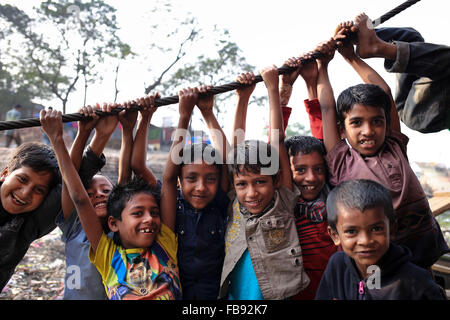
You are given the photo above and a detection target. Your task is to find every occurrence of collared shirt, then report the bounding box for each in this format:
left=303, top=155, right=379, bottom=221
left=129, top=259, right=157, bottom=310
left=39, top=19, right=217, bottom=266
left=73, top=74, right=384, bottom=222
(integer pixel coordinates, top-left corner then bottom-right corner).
left=220, top=185, right=310, bottom=300
left=176, top=188, right=229, bottom=300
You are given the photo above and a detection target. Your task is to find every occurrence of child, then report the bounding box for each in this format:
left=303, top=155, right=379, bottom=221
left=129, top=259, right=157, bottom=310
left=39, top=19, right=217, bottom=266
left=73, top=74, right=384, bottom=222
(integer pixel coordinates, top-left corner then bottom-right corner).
left=316, top=179, right=447, bottom=300
left=56, top=101, right=139, bottom=299
left=219, top=65, right=310, bottom=300
left=0, top=119, right=105, bottom=291
left=135, top=86, right=230, bottom=300
left=40, top=108, right=181, bottom=300
left=317, top=25, right=449, bottom=269
left=353, top=13, right=450, bottom=133
left=284, top=135, right=337, bottom=300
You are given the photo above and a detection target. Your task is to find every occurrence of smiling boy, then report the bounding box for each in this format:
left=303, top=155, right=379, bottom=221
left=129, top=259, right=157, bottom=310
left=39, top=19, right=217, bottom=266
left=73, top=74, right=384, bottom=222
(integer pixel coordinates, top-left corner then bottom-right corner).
left=316, top=179, right=446, bottom=300
left=0, top=139, right=104, bottom=291
left=40, top=108, right=181, bottom=300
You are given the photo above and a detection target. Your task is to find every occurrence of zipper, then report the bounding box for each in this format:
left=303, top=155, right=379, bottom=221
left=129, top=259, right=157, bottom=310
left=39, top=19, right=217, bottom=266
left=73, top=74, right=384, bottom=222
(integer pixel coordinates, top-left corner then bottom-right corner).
left=358, top=280, right=365, bottom=300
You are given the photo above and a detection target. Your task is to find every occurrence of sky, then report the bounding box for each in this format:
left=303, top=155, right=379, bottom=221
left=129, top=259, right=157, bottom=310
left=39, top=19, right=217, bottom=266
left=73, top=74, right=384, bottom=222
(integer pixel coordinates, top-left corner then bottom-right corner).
left=3, top=0, right=450, bottom=166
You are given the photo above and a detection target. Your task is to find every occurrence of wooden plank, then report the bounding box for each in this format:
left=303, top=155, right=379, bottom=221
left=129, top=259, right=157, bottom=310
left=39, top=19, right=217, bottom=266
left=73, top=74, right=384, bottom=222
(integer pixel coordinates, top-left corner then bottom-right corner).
left=429, top=195, right=450, bottom=217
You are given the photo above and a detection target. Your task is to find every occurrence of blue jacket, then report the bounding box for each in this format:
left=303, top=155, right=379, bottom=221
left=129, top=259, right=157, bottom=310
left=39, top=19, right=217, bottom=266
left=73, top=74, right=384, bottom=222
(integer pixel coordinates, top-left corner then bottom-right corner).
left=176, top=188, right=229, bottom=300
left=316, top=243, right=446, bottom=300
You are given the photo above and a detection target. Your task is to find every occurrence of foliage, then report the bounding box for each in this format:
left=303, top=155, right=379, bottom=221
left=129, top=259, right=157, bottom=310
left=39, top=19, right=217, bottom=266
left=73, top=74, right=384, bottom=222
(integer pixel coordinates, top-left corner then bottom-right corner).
left=0, top=0, right=131, bottom=113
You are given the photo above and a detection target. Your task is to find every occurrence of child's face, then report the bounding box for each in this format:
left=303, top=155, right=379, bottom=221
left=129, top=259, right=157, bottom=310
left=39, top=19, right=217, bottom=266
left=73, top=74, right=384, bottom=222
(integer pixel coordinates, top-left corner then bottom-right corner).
left=328, top=205, right=390, bottom=278
left=290, top=151, right=326, bottom=201
left=180, top=161, right=220, bottom=210
left=233, top=170, right=277, bottom=215
left=87, top=175, right=113, bottom=219
left=108, top=192, right=161, bottom=249
left=0, top=166, right=52, bottom=215
left=341, top=103, right=387, bottom=156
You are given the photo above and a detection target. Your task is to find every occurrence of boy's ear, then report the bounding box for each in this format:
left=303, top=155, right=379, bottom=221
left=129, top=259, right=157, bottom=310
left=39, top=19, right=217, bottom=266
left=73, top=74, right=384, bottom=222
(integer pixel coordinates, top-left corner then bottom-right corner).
left=0, top=167, right=9, bottom=182
left=108, top=216, right=120, bottom=232
left=338, top=123, right=346, bottom=140
left=327, top=226, right=341, bottom=246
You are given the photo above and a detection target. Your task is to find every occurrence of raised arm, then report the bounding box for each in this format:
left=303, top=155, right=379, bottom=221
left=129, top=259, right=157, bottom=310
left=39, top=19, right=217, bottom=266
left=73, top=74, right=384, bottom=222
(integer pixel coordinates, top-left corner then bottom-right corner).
left=117, top=102, right=138, bottom=185
left=260, top=65, right=292, bottom=190
left=130, top=94, right=159, bottom=187
left=41, top=109, right=103, bottom=253
left=335, top=17, right=401, bottom=132
left=161, top=87, right=196, bottom=231
left=61, top=105, right=99, bottom=220
left=196, top=85, right=231, bottom=192
left=232, top=72, right=255, bottom=147
left=316, top=39, right=341, bottom=152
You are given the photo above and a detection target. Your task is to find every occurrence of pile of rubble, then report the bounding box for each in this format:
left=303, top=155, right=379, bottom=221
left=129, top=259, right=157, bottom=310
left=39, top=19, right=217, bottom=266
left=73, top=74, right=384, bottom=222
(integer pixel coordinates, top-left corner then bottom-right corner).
left=0, top=228, right=66, bottom=300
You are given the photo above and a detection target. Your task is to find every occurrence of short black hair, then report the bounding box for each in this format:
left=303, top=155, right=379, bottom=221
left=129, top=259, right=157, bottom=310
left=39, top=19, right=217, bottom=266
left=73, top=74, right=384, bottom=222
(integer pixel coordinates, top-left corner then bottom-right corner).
left=326, top=179, right=395, bottom=231
left=336, top=83, right=391, bottom=127
left=227, top=140, right=279, bottom=180
left=180, top=142, right=222, bottom=169
left=6, top=142, right=61, bottom=189
left=285, top=135, right=326, bottom=157
left=106, top=175, right=161, bottom=222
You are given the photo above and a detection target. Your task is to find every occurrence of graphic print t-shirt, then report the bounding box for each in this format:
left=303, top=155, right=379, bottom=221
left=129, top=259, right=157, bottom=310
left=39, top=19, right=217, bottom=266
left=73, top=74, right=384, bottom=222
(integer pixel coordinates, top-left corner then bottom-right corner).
left=89, top=223, right=181, bottom=300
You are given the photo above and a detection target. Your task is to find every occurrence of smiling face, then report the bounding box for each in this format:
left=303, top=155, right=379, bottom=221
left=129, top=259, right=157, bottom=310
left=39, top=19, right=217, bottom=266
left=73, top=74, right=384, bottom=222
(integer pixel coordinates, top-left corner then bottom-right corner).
left=0, top=166, right=52, bottom=214
left=290, top=151, right=326, bottom=201
left=108, top=192, right=161, bottom=249
left=233, top=170, right=277, bottom=215
left=342, top=103, right=387, bottom=156
left=328, top=205, right=390, bottom=279
left=180, top=161, right=220, bottom=210
left=86, top=174, right=113, bottom=219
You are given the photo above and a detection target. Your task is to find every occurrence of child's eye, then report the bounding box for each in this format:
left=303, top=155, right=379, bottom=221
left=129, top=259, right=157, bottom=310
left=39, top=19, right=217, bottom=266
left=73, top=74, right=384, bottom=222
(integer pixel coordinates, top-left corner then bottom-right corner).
left=150, top=210, right=160, bottom=217
left=314, top=167, right=325, bottom=174
left=235, top=182, right=246, bottom=187
left=17, top=176, right=26, bottom=183
left=296, top=168, right=306, bottom=174
left=344, top=229, right=357, bottom=235
left=206, top=177, right=217, bottom=183
left=34, top=187, right=46, bottom=195
left=350, top=120, right=361, bottom=126
left=256, top=180, right=267, bottom=185
left=372, top=225, right=384, bottom=232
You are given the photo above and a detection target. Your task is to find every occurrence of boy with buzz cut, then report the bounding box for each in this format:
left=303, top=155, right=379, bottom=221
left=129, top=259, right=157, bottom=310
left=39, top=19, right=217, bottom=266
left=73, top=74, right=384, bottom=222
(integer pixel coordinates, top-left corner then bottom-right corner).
left=219, top=65, right=310, bottom=300
left=316, top=179, right=446, bottom=300
left=0, top=133, right=105, bottom=291
left=40, top=107, right=181, bottom=300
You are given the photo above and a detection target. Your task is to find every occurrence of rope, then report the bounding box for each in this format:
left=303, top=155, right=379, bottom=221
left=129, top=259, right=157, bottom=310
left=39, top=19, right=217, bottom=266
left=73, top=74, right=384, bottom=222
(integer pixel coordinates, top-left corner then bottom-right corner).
left=0, top=0, right=421, bottom=131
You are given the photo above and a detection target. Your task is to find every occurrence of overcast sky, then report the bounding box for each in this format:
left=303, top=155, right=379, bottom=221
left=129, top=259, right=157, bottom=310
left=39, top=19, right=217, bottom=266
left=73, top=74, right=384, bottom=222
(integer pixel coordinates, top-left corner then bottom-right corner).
left=4, top=0, right=450, bottom=166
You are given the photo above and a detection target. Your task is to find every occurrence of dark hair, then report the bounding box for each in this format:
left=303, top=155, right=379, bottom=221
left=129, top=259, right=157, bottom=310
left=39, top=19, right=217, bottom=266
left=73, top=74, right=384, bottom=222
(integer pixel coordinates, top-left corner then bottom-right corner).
left=285, top=135, right=326, bottom=157
left=336, top=84, right=391, bottom=127
left=84, top=172, right=112, bottom=190
left=14, top=104, right=23, bottom=109
left=326, top=179, right=395, bottom=231
left=180, top=142, right=221, bottom=170
left=106, top=176, right=161, bottom=221
left=227, top=140, right=279, bottom=180
left=6, top=142, right=61, bottom=189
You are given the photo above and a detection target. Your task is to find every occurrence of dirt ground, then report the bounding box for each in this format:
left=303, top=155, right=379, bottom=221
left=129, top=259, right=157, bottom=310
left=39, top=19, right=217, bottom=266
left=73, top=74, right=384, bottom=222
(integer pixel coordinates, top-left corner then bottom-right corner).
left=0, top=228, right=66, bottom=300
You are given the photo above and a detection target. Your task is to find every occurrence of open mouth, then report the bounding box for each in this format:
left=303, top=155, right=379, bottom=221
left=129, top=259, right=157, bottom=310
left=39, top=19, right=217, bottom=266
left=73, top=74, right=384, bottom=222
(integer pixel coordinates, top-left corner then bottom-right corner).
left=93, top=201, right=107, bottom=209
left=301, top=185, right=317, bottom=191
left=12, top=193, right=27, bottom=206
left=138, top=227, right=156, bottom=234
left=245, top=199, right=262, bottom=208
left=359, top=139, right=375, bottom=147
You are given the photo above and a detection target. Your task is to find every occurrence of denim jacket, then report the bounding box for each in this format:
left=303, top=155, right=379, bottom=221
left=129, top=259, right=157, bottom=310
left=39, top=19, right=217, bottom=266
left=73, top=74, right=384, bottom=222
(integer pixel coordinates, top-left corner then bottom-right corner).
left=220, top=185, right=310, bottom=300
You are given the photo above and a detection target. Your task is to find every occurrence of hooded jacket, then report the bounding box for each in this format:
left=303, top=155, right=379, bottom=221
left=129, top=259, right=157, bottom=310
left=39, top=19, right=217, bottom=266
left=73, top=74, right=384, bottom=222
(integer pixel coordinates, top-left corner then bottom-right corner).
left=316, top=243, right=447, bottom=300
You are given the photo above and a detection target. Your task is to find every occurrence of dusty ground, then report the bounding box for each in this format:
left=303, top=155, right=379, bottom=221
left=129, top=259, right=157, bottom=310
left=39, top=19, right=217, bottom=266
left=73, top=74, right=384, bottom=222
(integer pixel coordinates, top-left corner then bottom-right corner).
left=0, top=228, right=66, bottom=300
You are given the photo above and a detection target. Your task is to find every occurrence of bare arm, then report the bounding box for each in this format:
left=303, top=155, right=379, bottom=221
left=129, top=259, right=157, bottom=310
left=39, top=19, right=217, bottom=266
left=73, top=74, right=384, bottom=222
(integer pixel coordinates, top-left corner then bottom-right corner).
left=232, top=72, right=255, bottom=147
left=41, top=109, right=103, bottom=253
left=61, top=105, right=99, bottom=220
left=261, top=65, right=292, bottom=190
left=117, top=104, right=138, bottom=185
left=161, top=88, right=196, bottom=231
left=316, top=39, right=341, bottom=152
left=130, top=95, right=159, bottom=187
left=196, top=85, right=231, bottom=192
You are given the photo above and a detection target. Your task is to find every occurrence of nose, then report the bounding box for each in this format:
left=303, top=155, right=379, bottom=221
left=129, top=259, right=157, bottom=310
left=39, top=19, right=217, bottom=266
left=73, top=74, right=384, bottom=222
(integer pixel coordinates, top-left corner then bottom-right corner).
left=361, top=122, right=374, bottom=136
left=247, top=184, right=258, bottom=198
left=195, top=179, right=206, bottom=192
left=19, top=184, right=33, bottom=201
left=304, top=168, right=316, bottom=182
left=357, top=231, right=372, bottom=246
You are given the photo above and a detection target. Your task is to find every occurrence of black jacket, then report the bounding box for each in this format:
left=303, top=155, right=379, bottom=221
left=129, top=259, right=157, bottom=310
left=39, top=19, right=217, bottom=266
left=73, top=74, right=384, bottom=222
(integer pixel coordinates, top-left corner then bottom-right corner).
left=316, top=243, right=447, bottom=300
